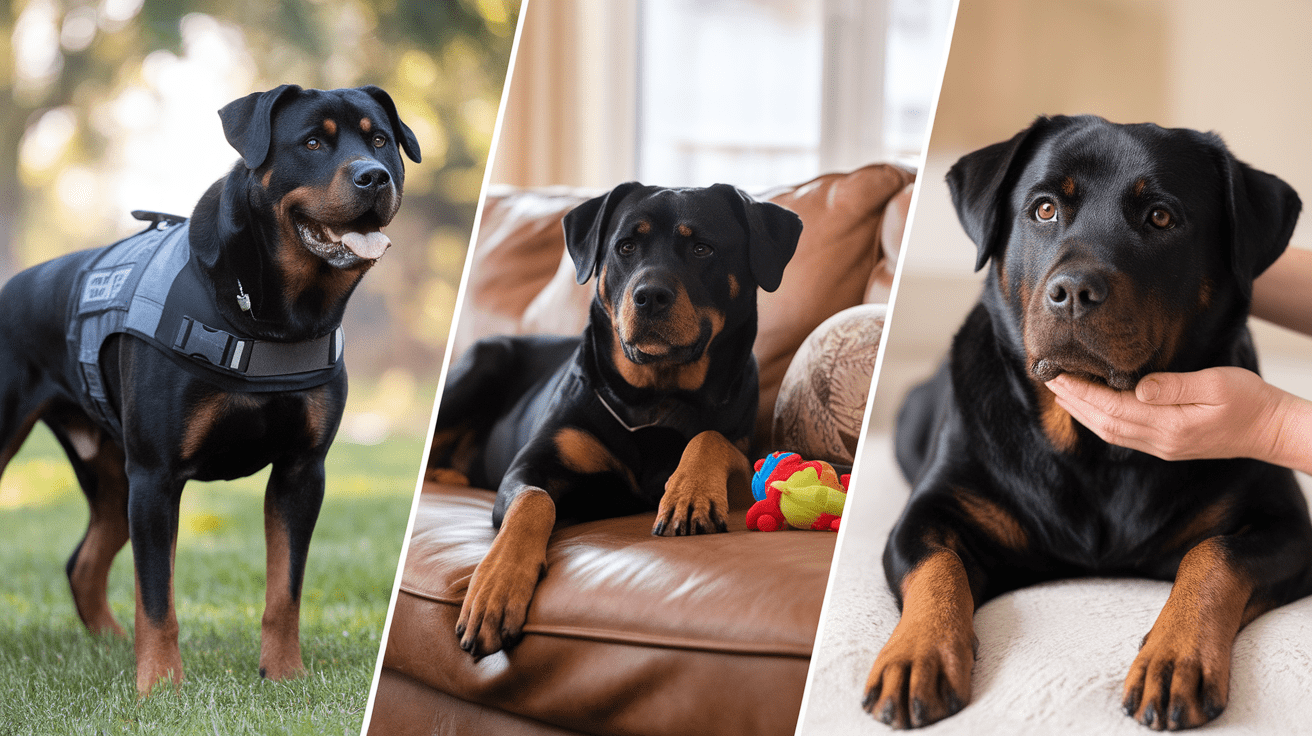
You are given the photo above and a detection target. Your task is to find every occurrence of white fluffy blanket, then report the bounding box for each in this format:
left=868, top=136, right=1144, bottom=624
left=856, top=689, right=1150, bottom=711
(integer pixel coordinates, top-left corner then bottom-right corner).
left=797, top=434, right=1312, bottom=735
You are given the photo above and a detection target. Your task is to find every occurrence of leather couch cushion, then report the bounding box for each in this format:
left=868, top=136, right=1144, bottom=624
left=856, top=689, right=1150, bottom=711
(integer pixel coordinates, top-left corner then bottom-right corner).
left=381, top=482, right=837, bottom=736
left=370, top=670, right=588, bottom=736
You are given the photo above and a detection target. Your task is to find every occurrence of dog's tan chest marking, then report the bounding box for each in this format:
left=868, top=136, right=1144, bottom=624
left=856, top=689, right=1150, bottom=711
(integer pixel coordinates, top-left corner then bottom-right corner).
left=955, top=490, right=1028, bottom=550
left=554, top=426, right=634, bottom=487
left=181, top=393, right=259, bottom=460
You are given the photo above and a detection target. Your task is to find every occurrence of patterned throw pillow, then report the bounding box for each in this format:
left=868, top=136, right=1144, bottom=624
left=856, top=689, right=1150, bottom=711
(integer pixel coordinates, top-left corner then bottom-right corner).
left=771, top=304, right=886, bottom=464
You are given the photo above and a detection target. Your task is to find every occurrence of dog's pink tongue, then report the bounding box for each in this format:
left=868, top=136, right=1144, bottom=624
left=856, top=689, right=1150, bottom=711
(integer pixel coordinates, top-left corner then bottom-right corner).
left=341, top=231, right=391, bottom=260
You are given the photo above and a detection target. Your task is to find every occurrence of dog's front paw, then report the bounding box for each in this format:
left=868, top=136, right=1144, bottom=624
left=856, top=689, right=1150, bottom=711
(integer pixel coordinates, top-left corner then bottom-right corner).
left=1122, top=629, right=1228, bottom=730
left=653, top=469, right=730, bottom=536
left=862, top=621, right=974, bottom=729
left=455, top=545, right=545, bottom=659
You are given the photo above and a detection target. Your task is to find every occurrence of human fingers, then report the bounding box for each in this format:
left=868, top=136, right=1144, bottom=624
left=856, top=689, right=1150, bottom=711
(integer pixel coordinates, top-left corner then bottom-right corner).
left=1046, top=374, right=1158, bottom=444
left=1134, top=369, right=1237, bottom=406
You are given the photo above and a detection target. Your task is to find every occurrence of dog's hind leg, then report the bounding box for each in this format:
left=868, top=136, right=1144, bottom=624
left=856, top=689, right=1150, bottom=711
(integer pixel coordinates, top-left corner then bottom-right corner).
left=45, top=404, right=130, bottom=637
left=430, top=335, right=577, bottom=477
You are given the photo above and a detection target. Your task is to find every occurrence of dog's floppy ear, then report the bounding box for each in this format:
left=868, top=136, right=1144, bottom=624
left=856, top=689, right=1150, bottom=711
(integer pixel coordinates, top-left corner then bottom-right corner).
left=219, top=85, right=302, bottom=170
left=359, top=85, right=422, bottom=163
left=946, top=116, right=1057, bottom=271
left=1214, top=142, right=1302, bottom=297
left=563, top=182, right=644, bottom=284
left=712, top=183, right=802, bottom=292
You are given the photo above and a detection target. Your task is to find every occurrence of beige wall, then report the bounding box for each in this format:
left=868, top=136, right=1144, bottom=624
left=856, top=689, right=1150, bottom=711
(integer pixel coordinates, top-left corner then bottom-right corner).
left=923, top=0, right=1312, bottom=262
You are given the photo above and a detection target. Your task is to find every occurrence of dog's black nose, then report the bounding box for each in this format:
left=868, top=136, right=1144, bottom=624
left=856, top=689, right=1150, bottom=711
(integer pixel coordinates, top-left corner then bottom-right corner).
left=351, top=162, right=391, bottom=190
left=1045, top=269, right=1108, bottom=318
left=632, top=283, right=675, bottom=317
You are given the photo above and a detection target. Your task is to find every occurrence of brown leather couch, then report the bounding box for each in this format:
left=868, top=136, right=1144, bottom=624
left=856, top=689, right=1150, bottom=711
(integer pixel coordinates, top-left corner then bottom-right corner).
left=369, top=164, right=914, bottom=736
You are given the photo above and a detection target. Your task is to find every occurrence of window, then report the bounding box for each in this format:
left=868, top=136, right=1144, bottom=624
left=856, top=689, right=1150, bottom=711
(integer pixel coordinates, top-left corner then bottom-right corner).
left=634, top=0, right=952, bottom=187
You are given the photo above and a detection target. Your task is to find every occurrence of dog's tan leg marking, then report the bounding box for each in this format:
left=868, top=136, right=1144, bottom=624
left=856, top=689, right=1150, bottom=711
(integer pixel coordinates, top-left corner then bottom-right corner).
left=864, top=548, right=976, bottom=729
left=68, top=431, right=130, bottom=637
left=456, top=488, right=555, bottom=657
left=653, top=430, right=746, bottom=536
left=134, top=540, right=183, bottom=696
left=259, top=499, right=305, bottom=680
left=1122, top=538, right=1260, bottom=730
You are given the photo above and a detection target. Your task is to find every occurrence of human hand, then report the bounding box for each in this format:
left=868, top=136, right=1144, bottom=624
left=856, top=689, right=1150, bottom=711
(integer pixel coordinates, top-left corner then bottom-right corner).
left=1045, top=367, right=1312, bottom=473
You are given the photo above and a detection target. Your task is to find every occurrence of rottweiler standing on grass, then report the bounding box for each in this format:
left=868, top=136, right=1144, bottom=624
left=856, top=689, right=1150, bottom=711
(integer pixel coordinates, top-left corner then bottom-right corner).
left=429, top=182, right=802, bottom=658
left=864, top=115, right=1312, bottom=731
left=0, top=84, right=419, bottom=694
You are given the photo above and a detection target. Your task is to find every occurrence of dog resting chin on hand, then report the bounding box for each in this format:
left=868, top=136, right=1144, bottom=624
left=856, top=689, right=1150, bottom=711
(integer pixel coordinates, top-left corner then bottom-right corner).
left=866, top=114, right=1311, bottom=731
left=0, top=84, right=420, bottom=695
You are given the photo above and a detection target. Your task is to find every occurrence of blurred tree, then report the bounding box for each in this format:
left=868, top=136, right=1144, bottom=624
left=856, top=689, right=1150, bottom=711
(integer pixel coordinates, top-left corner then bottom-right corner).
left=2, top=0, right=517, bottom=399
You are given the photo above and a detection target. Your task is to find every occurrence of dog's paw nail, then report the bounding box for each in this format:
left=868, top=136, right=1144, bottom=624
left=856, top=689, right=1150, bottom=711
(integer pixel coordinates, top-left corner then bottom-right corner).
left=1168, top=703, right=1185, bottom=729
left=861, top=690, right=876, bottom=712
left=877, top=698, right=898, bottom=725
left=910, top=697, right=928, bottom=727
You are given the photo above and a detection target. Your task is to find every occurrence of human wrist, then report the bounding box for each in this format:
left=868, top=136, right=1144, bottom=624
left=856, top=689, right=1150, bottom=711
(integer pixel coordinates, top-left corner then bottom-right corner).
left=1265, top=390, right=1312, bottom=475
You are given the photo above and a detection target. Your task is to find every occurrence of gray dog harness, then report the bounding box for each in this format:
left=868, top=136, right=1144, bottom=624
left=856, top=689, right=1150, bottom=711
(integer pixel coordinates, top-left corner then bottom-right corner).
left=69, top=212, right=344, bottom=437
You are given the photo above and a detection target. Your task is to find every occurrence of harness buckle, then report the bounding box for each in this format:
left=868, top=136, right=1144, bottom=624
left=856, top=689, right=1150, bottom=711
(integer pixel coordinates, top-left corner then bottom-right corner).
left=172, top=317, right=251, bottom=372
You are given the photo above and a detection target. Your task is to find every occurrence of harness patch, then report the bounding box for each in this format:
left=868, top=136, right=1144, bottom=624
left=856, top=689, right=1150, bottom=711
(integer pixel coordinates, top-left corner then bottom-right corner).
left=81, top=266, right=134, bottom=305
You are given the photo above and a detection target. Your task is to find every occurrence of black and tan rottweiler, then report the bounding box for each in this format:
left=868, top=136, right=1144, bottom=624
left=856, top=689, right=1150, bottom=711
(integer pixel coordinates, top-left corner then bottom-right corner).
left=429, top=182, right=802, bottom=658
left=0, top=85, right=419, bottom=694
left=865, top=115, right=1311, bottom=730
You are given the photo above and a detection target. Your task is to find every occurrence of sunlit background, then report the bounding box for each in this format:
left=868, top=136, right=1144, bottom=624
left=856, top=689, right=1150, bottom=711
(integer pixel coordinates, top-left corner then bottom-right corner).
left=489, top=0, right=952, bottom=190
left=0, top=0, right=518, bottom=501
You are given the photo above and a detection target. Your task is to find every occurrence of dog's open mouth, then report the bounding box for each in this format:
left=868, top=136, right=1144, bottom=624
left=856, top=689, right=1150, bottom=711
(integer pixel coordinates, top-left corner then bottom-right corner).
left=294, top=212, right=390, bottom=264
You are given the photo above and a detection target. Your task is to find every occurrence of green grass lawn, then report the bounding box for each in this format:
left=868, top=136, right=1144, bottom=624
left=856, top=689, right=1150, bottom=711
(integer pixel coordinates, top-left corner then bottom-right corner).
left=0, top=425, right=422, bottom=735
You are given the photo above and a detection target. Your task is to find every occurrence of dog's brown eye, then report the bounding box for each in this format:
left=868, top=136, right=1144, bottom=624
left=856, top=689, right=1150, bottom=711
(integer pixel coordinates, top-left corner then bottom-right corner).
left=691, top=243, right=713, bottom=257
left=1150, top=209, right=1174, bottom=229
left=1034, top=200, right=1057, bottom=222
left=372, top=134, right=387, bottom=148
left=306, top=138, right=321, bottom=151
left=617, top=240, right=636, bottom=255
